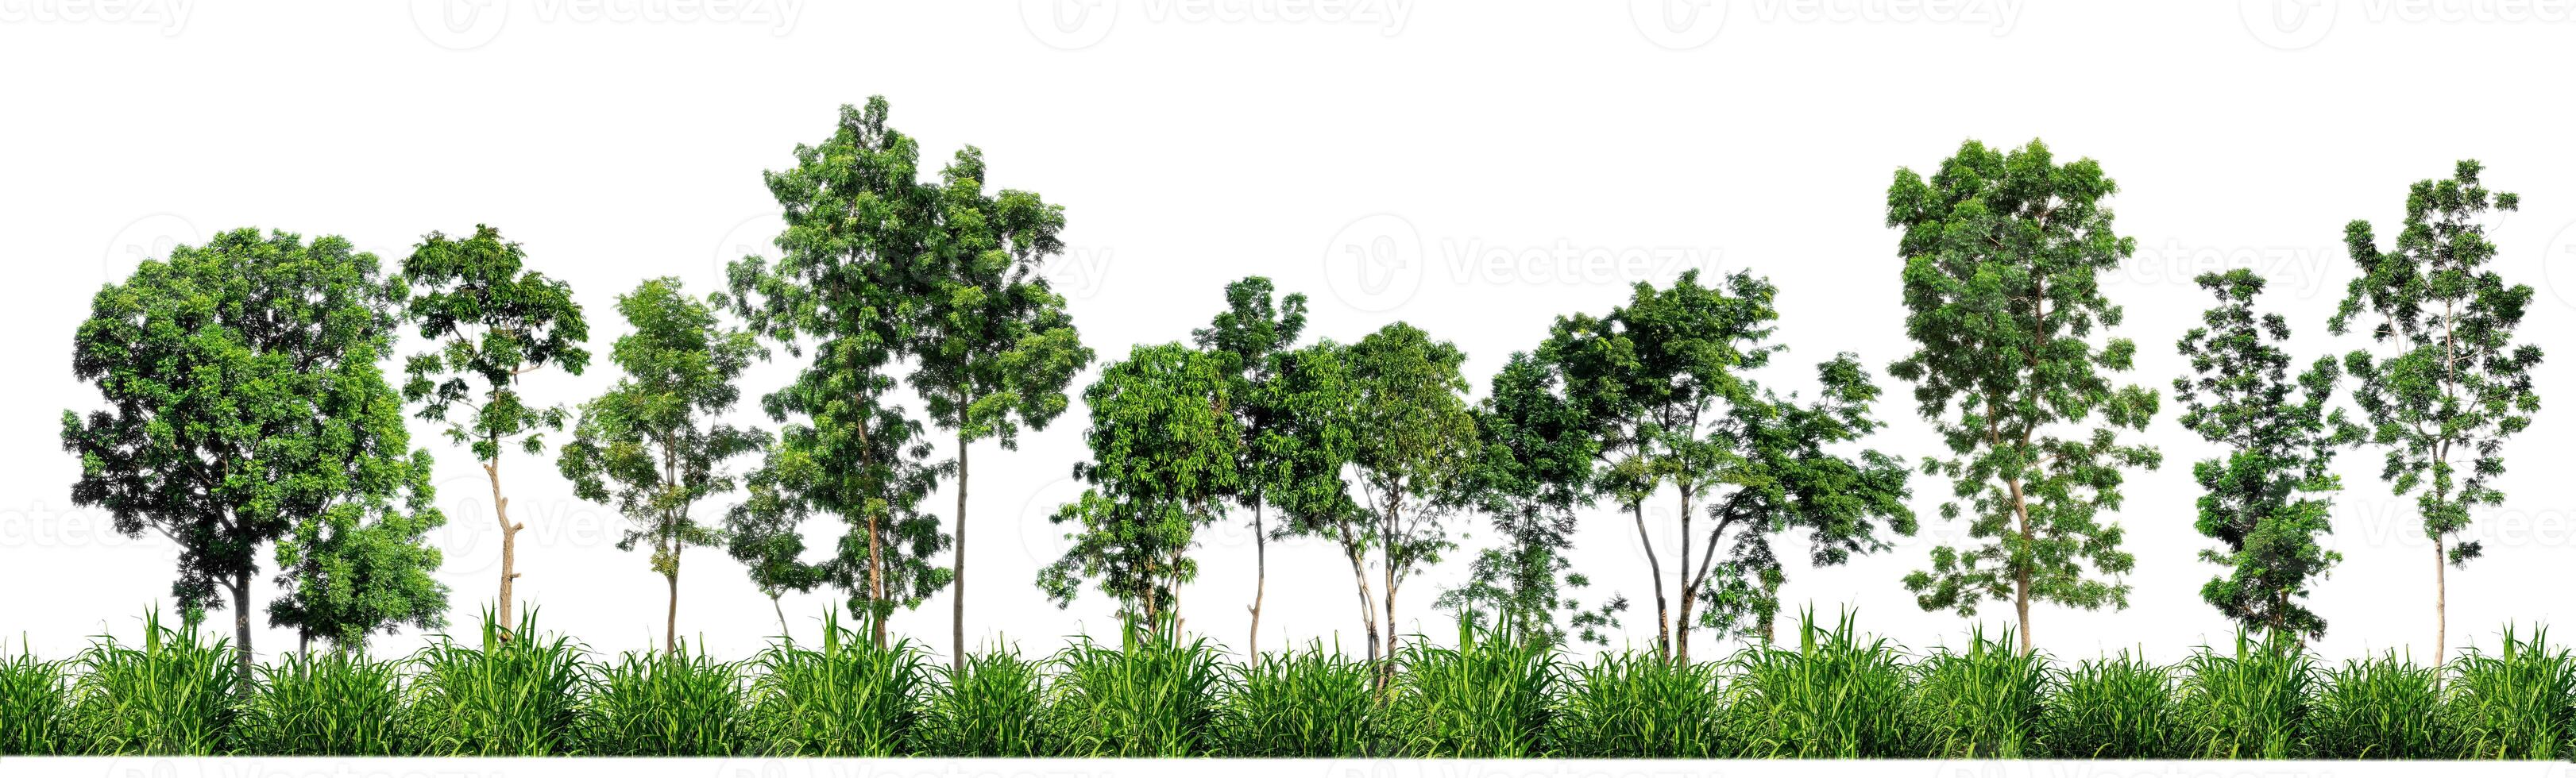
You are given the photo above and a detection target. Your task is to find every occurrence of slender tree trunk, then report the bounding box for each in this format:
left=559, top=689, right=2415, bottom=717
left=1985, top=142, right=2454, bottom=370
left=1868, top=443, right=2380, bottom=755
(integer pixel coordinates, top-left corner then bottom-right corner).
left=664, top=539, right=682, bottom=656
left=1629, top=503, right=1670, bottom=661
left=867, top=509, right=886, bottom=648
left=487, top=448, right=522, bottom=641
left=2434, top=537, right=2447, bottom=668
left=1248, top=503, right=1267, bottom=668
left=1382, top=497, right=1400, bottom=684
left=229, top=574, right=253, bottom=693
left=952, top=428, right=970, bottom=671
left=1674, top=491, right=1695, bottom=664
left=1343, top=541, right=1381, bottom=680
left=772, top=595, right=791, bottom=645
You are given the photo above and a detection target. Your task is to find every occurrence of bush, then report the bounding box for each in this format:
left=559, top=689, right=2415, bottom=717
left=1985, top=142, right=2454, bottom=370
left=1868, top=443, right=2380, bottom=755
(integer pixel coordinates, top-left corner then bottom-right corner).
left=67, top=610, right=240, bottom=755
left=1212, top=641, right=1377, bottom=757
left=1910, top=629, right=2046, bottom=757
left=1382, top=621, right=1558, bottom=757
left=921, top=646, right=1051, bottom=757
left=2450, top=626, right=2576, bottom=760
left=581, top=645, right=751, bottom=756
left=2038, top=653, right=2175, bottom=758
left=2173, top=631, right=2314, bottom=759
left=236, top=649, right=411, bottom=755
left=1721, top=611, right=1915, bottom=758
left=1045, top=626, right=1223, bottom=757
left=1551, top=649, right=1724, bottom=757
left=0, top=643, right=71, bottom=754
left=411, top=610, right=591, bottom=756
left=2307, top=653, right=2452, bottom=758
left=745, top=611, right=930, bottom=757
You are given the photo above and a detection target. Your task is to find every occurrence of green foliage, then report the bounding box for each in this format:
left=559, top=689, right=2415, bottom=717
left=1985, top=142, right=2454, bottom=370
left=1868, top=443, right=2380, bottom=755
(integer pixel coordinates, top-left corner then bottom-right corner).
left=1040, top=342, right=1241, bottom=624
left=2450, top=626, right=2576, bottom=760
left=2174, top=269, right=2360, bottom=640
left=558, top=278, right=767, bottom=652
left=727, top=98, right=955, bottom=636
left=1212, top=641, right=1377, bottom=757
left=1346, top=322, right=1480, bottom=661
left=1910, top=628, right=2046, bottom=757
left=411, top=610, right=590, bottom=756
left=1043, top=628, right=1223, bottom=757
left=1720, top=610, right=1914, bottom=757
left=1885, top=139, right=2161, bottom=648
left=66, top=610, right=239, bottom=755
left=0, top=645, right=71, bottom=754
left=1193, top=276, right=1311, bottom=662
left=235, top=649, right=411, bottom=755
left=399, top=223, right=591, bottom=462
left=2037, top=653, right=2175, bottom=758
left=1551, top=650, right=1725, bottom=757
left=2173, top=631, right=2313, bottom=759
left=2308, top=653, right=2452, bottom=758
left=921, top=646, right=1052, bottom=757
left=1442, top=349, right=1621, bottom=649
left=1382, top=621, right=1559, bottom=757
left=2330, top=160, right=2539, bottom=661
left=580, top=645, right=751, bottom=756
left=62, top=228, right=444, bottom=664
left=744, top=610, right=929, bottom=756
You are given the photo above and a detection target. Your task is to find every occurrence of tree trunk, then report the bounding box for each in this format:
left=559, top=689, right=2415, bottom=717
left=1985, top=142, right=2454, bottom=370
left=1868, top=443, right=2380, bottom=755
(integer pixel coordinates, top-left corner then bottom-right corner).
left=664, top=542, right=682, bottom=656
left=2434, top=537, right=2447, bottom=667
left=1674, top=491, right=1695, bottom=664
left=771, top=595, right=791, bottom=645
left=486, top=452, right=523, bottom=641
left=867, top=509, right=886, bottom=649
left=1248, top=503, right=1266, bottom=668
left=2005, top=470, right=2034, bottom=655
left=229, top=574, right=253, bottom=693
left=1343, top=541, right=1381, bottom=679
left=1629, top=503, right=1670, bottom=661
left=952, top=428, right=969, bottom=671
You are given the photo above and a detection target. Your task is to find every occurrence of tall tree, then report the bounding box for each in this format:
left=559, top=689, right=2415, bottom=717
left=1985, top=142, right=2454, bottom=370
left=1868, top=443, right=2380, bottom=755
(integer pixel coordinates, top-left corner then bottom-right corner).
left=2176, top=269, right=2361, bottom=641
left=557, top=279, right=767, bottom=655
left=1551, top=271, right=1914, bottom=660
left=727, top=97, right=953, bottom=647
left=399, top=225, right=590, bottom=638
left=1270, top=341, right=1377, bottom=663
left=2328, top=160, right=2539, bottom=665
left=1885, top=139, right=2161, bottom=654
left=1037, top=343, right=1241, bottom=630
left=724, top=471, right=830, bottom=643
left=64, top=228, right=445, bottom=680
left=1344, top=322, right=1478, bottom=672
left=913, top=146, right=1092, bottom=670
left=1189, top=276, right=1309, bottom=664
left=1436, top=351, right=1622, bottom=648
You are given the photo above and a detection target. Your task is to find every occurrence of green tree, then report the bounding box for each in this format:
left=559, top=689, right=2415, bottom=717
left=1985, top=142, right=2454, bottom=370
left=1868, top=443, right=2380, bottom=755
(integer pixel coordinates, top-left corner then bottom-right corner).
left=2328, top=160, right=2539, bottom=665
left=2175, top=269, right=2361, bottom=641
left=727, top=97, right=952, bottom=647
left=557, top=279, right=767, bottom=654
left=399, top=225, right=591, bottom=638
left=1549, top=271, right=1914, bottom=660
left=1884, top=139, right=2161, bottom=654
left=1037, top=343, right=1241, bottom=629
left=63, top=228, right=446, bottom=680
left=1436, top=351, right=1623, bottom=648
left=723, top=472, right=830, bottom=642
left=1344, top=322, right=1478, bottom=669
left=913, top=146, right=1093, bottom=669
left=1189, top=276, right=1308, bottom=664
left=1269, top=341, right=1377, bottom=661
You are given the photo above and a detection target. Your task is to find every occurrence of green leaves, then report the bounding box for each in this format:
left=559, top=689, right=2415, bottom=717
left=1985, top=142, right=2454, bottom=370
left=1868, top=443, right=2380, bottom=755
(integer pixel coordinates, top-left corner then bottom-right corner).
left=2173, top=269, right=2358, bottom=640
left=1885, top=139, right=2160, bottom=643
left=1041, top=342, right=1242, bottom=624
left=400, top=225, right=589, bottom=463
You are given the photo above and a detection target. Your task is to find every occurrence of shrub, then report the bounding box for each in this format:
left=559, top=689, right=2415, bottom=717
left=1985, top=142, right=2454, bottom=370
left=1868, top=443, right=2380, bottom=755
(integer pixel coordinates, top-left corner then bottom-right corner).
left=1910, top=629, right=2047, bottom=757
left=1212, top=641, right=1377, bottom=757
left=1045, top=626, right=1223, bottom=757
left=2307, top=653, right=2452, bottom=759
left=411, top=610, right=592, bottom=756
left=235, top=649, right=411, bottom=755
left=1382, top=621, right=1558, bottom=757
left=1721, top=611, right=1915, bottom=758
left=67, top=610, right=240, bottom=755
left=1551, top=649, right=1724, bottom=757
left=746, top=612, right=929, bottom=756
left=2038, top=653, right=2175, bottom=758
left=581, top=645, right=751, bottom=756
left=2450, top=626, right=2576, bottom=760
left=2173, top=631, right=2313, bottom=759
left=921, top=646, right=1052, bottom=757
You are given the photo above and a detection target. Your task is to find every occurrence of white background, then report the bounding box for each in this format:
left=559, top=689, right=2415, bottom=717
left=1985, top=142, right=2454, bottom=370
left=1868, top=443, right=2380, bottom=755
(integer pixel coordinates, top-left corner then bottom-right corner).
left=6, top=0, right=2576, bottom=676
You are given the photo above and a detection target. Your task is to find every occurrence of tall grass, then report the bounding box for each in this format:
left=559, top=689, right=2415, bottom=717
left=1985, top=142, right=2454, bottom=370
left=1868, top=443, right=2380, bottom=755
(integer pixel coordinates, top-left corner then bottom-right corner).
left=1045, top=626, right=1224, bottom=757
left=2037, top=653, right=2175, bottom=758
left=2450, top=626, right=2576, bottom=760
left=1211, top=641, right=1377, bottom=757
left=1382, top=621, right=1558, bottom=757
left=66, top=610, right=239, bottom=755
left=411, top=610, right=591, bottom=756
left=745, top=611, right=929, bottom=756
left=581, top=644, right=751, bottom=756
left=2173, top=631, right=2313, bottom=759
left=1551, top=649, right=1725, bottom=757
left=235, top=649, right=411, bottom=755
left=2308, top=653, right=2451, bottom=759
left=1721, top=611, right=1914, bottom=758
left=921, top=646, right=1052, bottom=757
left=0, top=642, right=71, bottom=754
left=1910, top=629, right=2047, bottom=757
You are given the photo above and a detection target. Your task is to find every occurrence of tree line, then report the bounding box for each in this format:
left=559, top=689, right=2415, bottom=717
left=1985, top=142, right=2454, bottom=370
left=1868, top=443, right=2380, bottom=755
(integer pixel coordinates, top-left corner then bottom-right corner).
left=57, top=100, right=2543, bottom=683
